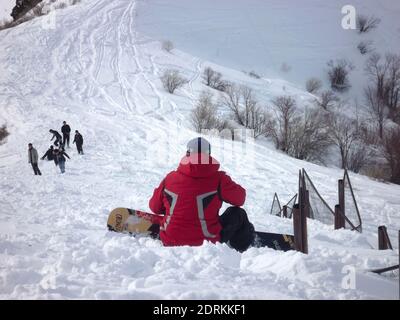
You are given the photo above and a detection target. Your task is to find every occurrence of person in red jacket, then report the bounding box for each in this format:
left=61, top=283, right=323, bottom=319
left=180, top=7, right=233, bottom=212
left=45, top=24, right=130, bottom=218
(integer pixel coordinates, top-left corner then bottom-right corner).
left=149, top=137, right=255, bottom=252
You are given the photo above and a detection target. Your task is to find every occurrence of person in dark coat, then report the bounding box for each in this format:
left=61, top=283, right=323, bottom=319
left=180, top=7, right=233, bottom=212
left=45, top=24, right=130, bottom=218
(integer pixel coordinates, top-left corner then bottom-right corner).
left=28, top=143, right=41, bottom=176
left=53, top=149, right=70, bottom=174
left=73, top=130, right=84, bottom=154
left=49, top=129, right=63, bottom=147
left=61, top=121, right=71, bottom=148
left=41, top=145, right=54, bottom=161
left=52, top=148, right=59, bottom=166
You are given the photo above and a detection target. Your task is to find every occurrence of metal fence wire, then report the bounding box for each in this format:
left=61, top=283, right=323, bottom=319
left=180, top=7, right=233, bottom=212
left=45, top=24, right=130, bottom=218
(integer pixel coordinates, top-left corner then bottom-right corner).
left=343, top=170, right=362, bottom=232
left=286, top=194, right=298, bottom=218
left=300, top=169, right=362, bottom=233
left=302, top=169, right=335, bottom=226
left=270, top=193, right=282, bottom=216
left=270, top=193, right=297, bottom=218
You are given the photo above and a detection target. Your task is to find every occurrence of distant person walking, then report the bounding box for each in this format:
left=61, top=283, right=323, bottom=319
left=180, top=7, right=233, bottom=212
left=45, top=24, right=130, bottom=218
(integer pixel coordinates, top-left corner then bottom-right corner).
left=54, top=149, right=70, bottom=174
left=73, top=130, right=84, bottom=154
left=49, top=129, right=63, bottom=147
left=61, top=121, right=71, bottom=148
left=41, top=145, right=55, bottom=161
left=28, top=143, right=41, bottom=176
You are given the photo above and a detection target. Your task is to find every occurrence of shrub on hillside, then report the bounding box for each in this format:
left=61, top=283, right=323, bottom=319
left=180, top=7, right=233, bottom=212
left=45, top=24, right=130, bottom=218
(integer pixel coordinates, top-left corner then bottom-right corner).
left=0, top=125, right=10, bottom=145
left=191, top=91, right=220, bottom=133
left=248, top=71, right=261, bottom=79
left=162, top=40, right=174, bottom=53
left=357, top=14, right=381, bottom=33
left=327, top=59, right=354, bottom=92
left=306, top=78, right=322, bottom=94
left=161, top=69, right=188, bottom=94
left=357, top=41, right=374, bottom=55
left=202, top=67, right=227, bottom=92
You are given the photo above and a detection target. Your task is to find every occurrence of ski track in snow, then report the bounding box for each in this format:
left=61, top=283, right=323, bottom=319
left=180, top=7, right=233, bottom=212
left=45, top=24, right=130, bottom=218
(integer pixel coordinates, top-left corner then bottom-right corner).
left=0, top=0, right=399, bottom=299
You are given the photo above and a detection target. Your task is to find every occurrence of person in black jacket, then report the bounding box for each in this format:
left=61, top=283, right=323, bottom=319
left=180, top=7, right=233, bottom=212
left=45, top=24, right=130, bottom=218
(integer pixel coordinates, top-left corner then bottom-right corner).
left=61, top=121, right=71, bottom=148
left=54, top=149, right=70, bottom=174
left=49, top=129, right=62, bottom=147
left=73, top=130, right=84, bottom=154
left=52, top=148, right=59, bottom=166
left=41, top=145, right=54, bottom=161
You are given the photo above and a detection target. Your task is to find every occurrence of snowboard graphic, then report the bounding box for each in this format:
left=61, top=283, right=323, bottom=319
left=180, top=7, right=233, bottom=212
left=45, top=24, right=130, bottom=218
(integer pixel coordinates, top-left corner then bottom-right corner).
left=107, top=208, right=295, bottom=251
left=107, top=208, right=162, bottom=238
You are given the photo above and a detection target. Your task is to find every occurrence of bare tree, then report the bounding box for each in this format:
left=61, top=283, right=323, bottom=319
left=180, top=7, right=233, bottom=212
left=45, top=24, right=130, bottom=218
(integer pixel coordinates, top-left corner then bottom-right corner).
left=383, top=126, right=400, bottom=184
left=365, top=53, right=387, bottom=100
left=316, top=90, right=339, bottom=111
left=357, top=14, right=381, bottom=33
left=190, top=91, right=219, bottom=132
left=306, top=78, right=322, bottom=94
left=161, top=69, right=188, bottom=94
left=250, top=109, right=271, bottom=138
left=221, top=83, right=243, bottom=125
left=364, top=53, right=400, bottom=121
left=241, top=86, right=258, bottom=128
left=383, top=54, right=400, bottom=122
left=269, top=96, right=299, bottom=152
left=162, top=40, right=174, bottom=53
left=289, top=109, right=331, bottom=163
left=346, top=142, right=373, bottom=173
left=364, top=85, right=386, bottom=139
left=202, top=67, right=227, bottom=91
left=357, top=41, right=374, bottom=55
left=220, top=84, right=270, bottom=138
left=0, top=125, right=9, bottom=144
left=327, top=59, right=354, bottom=92
left=328, top=113, right=361, bottom=169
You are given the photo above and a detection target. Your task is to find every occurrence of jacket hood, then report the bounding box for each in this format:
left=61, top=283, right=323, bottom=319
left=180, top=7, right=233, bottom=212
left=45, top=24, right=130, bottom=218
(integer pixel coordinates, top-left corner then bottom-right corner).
left=177, top=153, right=220, bottom=178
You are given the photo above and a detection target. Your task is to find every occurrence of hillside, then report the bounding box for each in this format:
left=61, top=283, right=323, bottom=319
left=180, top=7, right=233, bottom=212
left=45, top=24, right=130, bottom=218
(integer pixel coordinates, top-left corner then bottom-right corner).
left=137, top=0, right=400, bottom=100
left=0, top=0, right=399, bottom=299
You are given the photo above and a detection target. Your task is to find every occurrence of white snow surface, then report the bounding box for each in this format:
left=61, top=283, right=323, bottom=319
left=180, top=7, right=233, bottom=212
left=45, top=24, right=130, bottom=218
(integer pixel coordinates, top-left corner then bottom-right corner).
left=0, top=0, right=14, bottom=23
left=0, top=0, right=399, bottom=299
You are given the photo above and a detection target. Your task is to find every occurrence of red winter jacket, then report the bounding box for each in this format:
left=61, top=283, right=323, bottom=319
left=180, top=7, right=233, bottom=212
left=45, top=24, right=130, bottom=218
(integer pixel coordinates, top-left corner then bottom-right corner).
left=149, top=153, right=246, bottom=246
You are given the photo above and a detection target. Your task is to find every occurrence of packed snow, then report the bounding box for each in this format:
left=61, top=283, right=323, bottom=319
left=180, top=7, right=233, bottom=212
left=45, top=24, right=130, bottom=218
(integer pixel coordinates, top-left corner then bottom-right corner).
left=0, top=0, right=399, bottom=299
left=0, top=0, right=14, bottom=23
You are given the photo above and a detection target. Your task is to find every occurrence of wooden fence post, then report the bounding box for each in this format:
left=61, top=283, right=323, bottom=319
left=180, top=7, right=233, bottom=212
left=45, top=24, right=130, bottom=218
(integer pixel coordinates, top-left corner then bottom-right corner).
left=293, top=204, right=308, bottom=254
left=378, top=226, right=393, bottom=250
left=338, top=179, right=345, bottom=229
left=334, top=204, right=345, bottom=230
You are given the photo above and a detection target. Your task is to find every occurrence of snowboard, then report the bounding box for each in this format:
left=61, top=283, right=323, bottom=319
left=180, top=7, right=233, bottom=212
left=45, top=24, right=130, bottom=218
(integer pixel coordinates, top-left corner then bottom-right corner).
left=107, top=208, right=295, bottom=252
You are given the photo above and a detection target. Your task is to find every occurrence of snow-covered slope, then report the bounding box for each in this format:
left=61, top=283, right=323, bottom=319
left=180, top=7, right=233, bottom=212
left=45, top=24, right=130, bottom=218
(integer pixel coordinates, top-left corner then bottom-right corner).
left=0, top=0, right=399, bottom=299
left=0, top=0, right=14, bottom=23
left=137, top=0, right=400, bottom=99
